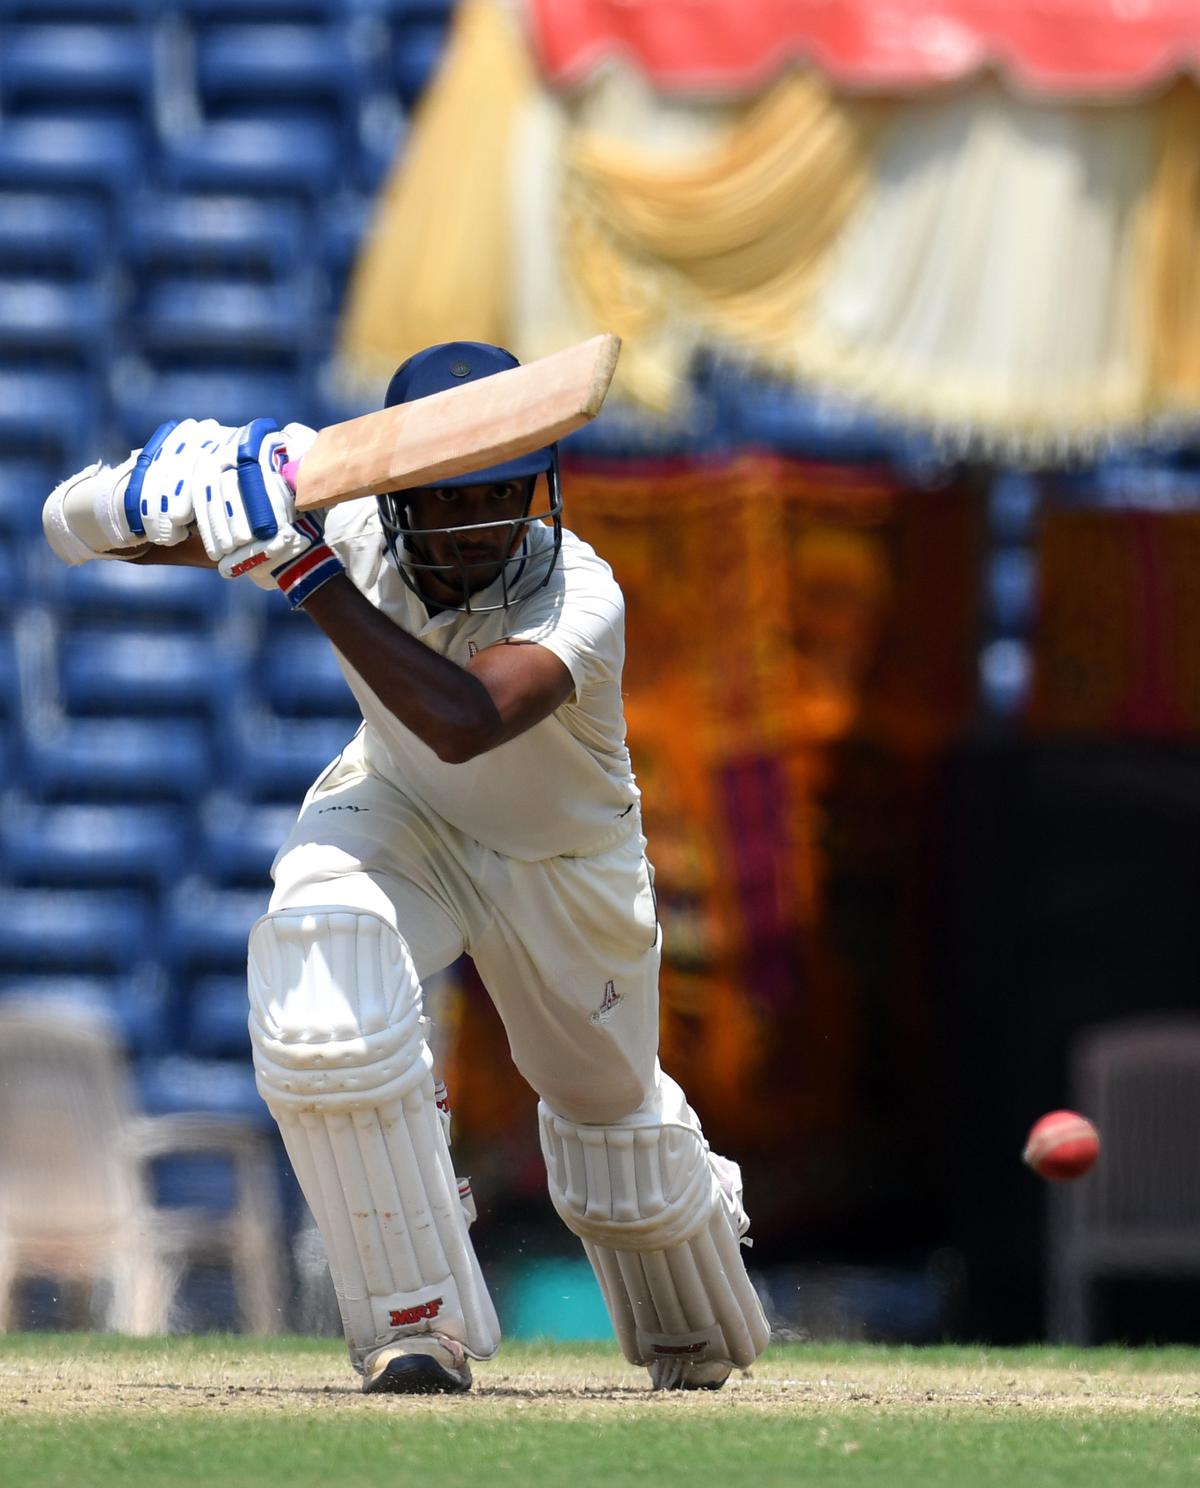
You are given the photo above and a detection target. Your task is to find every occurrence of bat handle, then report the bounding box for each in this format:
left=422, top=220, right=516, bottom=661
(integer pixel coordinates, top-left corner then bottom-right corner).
left=281, top=458, right=301, bottom=492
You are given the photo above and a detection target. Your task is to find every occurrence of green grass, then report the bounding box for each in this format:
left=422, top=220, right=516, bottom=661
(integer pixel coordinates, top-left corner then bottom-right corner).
left=1, top=1335, right=1198, bottom=1488
left=6, top=1411, right=1200, bottom=1488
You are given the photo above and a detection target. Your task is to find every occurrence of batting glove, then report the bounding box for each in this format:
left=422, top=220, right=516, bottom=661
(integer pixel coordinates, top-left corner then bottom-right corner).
left=41, top=418, right=214, bottom=565
left=124, top=418, right=228, bottom=546
left=189, top=418, right=344, bottom=609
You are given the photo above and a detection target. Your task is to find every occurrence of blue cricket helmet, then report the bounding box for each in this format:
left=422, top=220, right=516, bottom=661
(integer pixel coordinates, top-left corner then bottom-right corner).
left=377, top=340, right=563, bottom=612
left=384, top=341, right=557, bottom=486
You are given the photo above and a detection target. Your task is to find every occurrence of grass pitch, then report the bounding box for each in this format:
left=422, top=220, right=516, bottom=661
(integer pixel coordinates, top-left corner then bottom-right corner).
left=1, top=1335, right=1197, bottom=1488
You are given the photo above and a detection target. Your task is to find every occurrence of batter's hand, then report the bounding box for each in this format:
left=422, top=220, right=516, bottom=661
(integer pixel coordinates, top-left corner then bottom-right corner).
left=125, top=418, right=228, bottom=546
left=188, top=418, right=343, bottom=607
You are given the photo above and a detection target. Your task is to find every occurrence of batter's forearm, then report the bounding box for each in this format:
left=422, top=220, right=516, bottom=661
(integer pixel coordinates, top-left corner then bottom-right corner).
left=301, top=574, right=504, bottom=762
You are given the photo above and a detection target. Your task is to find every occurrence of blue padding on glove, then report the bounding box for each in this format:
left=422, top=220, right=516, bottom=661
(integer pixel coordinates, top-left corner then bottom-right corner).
left=125, top=419, right=181, bottom=538
left=236, top=417, right=281, bottom=540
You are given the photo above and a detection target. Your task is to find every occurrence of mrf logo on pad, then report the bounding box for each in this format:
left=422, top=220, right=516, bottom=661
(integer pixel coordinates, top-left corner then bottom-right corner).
left=389, top=1297, right=445, bottom=1329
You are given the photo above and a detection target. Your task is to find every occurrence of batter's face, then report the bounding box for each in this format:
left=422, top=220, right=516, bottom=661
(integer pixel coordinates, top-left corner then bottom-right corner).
left=403, top=478, right=534, bottom=604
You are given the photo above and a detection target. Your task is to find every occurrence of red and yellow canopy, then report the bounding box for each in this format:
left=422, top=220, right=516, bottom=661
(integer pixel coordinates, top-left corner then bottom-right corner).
left=338, top=0, right=1200, bottom=453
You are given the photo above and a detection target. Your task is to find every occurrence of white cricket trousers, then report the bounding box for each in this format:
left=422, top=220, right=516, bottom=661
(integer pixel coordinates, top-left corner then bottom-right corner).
left=267, top=732, right=662, bottom=1125
left=257, top=732, right=770, bottom=1378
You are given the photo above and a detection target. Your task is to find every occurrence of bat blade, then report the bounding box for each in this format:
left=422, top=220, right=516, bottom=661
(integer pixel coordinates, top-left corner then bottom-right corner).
left=289, top=334, right=620, bottom=512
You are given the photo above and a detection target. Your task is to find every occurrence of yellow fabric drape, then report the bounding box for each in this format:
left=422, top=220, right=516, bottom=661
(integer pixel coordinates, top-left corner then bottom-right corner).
left=791, top=80, right=1157, bottom=450
left=334, top=0, right=1200, bottom=449
left=337, top=3, right=878, bottom=412
left=336, top=0, right=533, bottom=384
left=564, top=72, right=884, bottom=409
left=1145, top=81, right=1200, bottom=409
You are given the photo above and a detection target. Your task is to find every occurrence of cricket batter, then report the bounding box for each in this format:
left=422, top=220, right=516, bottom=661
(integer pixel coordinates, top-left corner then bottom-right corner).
left=43, top=342, right=771, bottom=1394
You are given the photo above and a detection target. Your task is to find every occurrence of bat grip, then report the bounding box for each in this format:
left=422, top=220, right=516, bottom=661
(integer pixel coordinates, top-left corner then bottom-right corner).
left=281, top=458, right=301, bottom=492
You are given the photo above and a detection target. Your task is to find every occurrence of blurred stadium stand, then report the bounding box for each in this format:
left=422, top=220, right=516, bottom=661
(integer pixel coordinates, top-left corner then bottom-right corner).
left=0, top=0, right=431, bottom=1331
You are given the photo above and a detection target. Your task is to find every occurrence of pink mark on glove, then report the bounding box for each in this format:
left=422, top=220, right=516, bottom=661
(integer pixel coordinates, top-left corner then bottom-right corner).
left=281, top=458, right=302, bottom=491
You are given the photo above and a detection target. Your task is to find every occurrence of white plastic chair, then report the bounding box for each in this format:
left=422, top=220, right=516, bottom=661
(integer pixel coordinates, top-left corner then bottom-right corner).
left=1046, top=1014, right=1200, bottom=1343
left=0, top=997, right=286, bottom=1334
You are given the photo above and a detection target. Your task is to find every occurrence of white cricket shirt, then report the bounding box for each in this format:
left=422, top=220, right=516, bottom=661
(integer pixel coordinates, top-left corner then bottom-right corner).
left=322, top=500, right=640, bottom=861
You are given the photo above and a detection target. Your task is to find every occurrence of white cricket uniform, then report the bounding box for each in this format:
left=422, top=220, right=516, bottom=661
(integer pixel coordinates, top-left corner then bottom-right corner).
left=268, top=503, right=662, bottom=1124
left=255, top=498, right=770, bottom=1381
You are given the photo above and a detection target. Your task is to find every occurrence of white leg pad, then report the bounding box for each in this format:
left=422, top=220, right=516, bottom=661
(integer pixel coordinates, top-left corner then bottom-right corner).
left=538, top=1075, right=770, bottom=1372
left=248, top=907, right=501, bottom=1369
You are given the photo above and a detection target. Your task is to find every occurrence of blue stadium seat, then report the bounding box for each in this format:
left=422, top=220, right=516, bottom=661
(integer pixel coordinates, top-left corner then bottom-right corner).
left=0, top=801, right=188, bottom=892
left=0, top=623, right=20, bottom=706
left=0, top=279, right=112, bottom=369
left=229, top=711, right=358, bottom=801
left=123, top=193, right=308, bottom=282
left=136, top=1053, right=271, bottom=1129
left=0, top=118, right=143, bottom=210
left=0, top=25, right=158, bottom=130
left=256, top=628, right=359, bottom=717
left=133, top=1062, right=279, bottom=1257
left=197, top=795, right=296, bottom=887
left=318, top=192, right=375, bottom=310
left=390, top=15, right=449, bottom=108
left=353, top=0, right=456, bottom=19
left=135, top=276, right=321, bottom=362
left=111, top=366, right=313, bottom=449
left=174, top=0, right=347, bottom=20
left=0, top=887, right=153, bottom=973
left=357, top=106, right=407, bottom=193
left=0, top=194, right=110, bottom=278
left=0, top=543, right=22, bottom=611
left=703, top=360, right=900, bottom=463
left=1054, top=461, right=1200, bottom=512
left=0, top=458, right=54, bottom=540
left=186, top=973, right=251, bottom=1059
left=20, top=715, right=215, bottom=803
left=57, top=626, right=246, bottom=721
left=561, top=378, right=724, bottom=461
left=0, top=968, right=173, bottom=1056
left=36, top=555, right=232, bottom=627
left=195, top=25, right=368, bottom=141
left=0, top=2, right=158, bottom=19
left=158, top=119, right=342, bottom=201
left=163, top=882, right=269, bottom=977
left=0, top=368, right=98, bottom=463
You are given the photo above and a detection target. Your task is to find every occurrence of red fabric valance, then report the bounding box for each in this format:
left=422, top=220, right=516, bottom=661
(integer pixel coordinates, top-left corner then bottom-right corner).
left=526, top=0, right=1200, bottom=97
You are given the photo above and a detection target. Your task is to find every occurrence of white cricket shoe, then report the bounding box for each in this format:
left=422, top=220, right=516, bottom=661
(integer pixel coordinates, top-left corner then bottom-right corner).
left=648, top=1357, right=733, bottom=1392
left=362, top=1335, right=473, bottom=1395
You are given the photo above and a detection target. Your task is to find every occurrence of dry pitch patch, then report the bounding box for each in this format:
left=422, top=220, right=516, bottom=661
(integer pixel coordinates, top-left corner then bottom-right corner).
left=1, top=1336, right=1198, bottom=1420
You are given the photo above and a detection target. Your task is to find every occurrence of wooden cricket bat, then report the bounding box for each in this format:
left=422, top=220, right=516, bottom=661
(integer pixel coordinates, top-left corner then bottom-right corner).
left=284, top=334, right=621, bottom=512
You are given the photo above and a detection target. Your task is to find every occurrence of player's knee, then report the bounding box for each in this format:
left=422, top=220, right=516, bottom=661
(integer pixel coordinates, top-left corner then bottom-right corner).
left=536, top=1075, right=648, bottom=1129
left=533, top=1047, right=655, bottom=1128
left=248, top=906, right=428, bottom=1113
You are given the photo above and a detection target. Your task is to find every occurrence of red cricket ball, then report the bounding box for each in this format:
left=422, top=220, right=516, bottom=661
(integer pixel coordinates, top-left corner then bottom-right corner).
left=1022, top=1109, right=1101, bottom=1182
